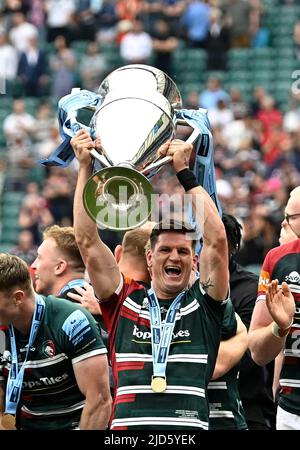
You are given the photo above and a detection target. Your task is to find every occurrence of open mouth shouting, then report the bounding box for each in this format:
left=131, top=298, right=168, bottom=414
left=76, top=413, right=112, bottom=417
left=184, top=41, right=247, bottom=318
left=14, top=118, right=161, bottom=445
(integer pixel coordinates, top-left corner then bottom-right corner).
left=164, top=265, right=182, bottom=278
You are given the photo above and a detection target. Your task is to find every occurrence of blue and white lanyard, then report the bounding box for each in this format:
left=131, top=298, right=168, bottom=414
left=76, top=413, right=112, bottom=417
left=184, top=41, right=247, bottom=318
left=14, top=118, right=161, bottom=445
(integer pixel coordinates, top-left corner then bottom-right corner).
left=5, top=295, right=45, bottom=414
left=59, top=278, right=86, bottom=296
left=147, top=286, right=185, bottom=378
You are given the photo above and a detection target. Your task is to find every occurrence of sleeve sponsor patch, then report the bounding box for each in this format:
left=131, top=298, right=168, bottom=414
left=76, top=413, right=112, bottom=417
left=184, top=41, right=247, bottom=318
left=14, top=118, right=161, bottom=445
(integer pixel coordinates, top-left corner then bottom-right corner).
left=258, top=270, right=270, bottom=296
left=62, top=310, right=92, bottom=347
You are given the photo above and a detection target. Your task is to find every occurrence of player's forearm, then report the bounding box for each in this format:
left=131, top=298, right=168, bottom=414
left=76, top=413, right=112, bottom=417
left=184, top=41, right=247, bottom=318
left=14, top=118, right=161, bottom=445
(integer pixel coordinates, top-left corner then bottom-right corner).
left=249, top=325, right=287, bottom=366
left=74, top=165, right=99, bottom=252
left=212, top=317, right=247, bottom=379
left=79, top=394, right=111, bottom=430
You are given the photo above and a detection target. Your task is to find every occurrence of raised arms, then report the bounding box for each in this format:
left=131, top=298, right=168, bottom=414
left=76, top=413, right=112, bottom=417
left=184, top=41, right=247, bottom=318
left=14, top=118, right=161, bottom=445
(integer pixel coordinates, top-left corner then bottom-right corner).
left=71, top=130, right=121, bottom=300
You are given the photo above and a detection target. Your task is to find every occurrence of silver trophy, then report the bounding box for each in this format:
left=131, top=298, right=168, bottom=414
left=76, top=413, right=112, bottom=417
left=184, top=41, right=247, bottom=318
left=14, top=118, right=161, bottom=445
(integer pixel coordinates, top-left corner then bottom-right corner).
left=83, top=64, right=201, bottom=230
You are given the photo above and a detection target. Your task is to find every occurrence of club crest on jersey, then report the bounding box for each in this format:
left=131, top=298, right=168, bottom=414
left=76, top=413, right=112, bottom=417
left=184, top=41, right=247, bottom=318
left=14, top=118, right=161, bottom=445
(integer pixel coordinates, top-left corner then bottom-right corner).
left=142, top=298, right=149, bottom=310
left=285, top=271, right=300, bottom=284
left=42, top=340, right=56, bottom=357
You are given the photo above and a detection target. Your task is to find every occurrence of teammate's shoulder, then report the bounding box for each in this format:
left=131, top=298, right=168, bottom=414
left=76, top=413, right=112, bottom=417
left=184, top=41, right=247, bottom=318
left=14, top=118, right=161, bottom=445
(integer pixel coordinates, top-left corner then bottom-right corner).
left=44, top=295, right=90, bottom=316
left=266, top=239, right=300, bottom=259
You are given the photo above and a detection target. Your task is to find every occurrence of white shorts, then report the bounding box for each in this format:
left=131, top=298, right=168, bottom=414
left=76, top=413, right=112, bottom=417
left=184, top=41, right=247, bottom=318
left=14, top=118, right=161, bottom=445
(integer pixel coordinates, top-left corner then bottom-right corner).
left=277, top=405, right=300, bottom=430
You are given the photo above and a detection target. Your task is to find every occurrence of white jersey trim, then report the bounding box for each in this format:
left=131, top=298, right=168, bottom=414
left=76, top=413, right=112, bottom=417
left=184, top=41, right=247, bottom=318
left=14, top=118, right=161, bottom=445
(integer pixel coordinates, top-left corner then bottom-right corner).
left=207, top=381, right=227, bottom=389
left=280, top=379, right=300, bottom=387
left=209, top=410, right=234, bottom=418
left=116, top=384, right=205, bottom=398
left=6, top=353, right=69, bottom=369
left=115, top=352, right=208, bottom=364
left=21, top=400, right=85, bottom=416
left=111, top=416, right=208, bottom=429
left=72, top=348, right=107, bottom=365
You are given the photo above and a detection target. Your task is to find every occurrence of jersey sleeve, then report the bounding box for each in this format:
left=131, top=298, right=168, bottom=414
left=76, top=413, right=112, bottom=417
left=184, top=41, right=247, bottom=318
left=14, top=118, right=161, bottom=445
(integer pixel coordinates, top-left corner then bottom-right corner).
left=189, top=279, right=229, bottom=326
left=100, top=273, right=143, bottom=335
left=220, top=299, right=238, bottom=340
left=257, top=251, right=272, bottom=303
left=60, top=305, right=107, bottom=365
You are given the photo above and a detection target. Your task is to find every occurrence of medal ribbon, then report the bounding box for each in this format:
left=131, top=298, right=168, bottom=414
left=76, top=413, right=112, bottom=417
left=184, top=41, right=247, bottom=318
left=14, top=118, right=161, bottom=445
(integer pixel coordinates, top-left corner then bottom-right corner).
left=147, top=285, right=185, bottom=379
left=5, top=295, right=45, bottom=414
left=59, top=278, right=86, bottom=296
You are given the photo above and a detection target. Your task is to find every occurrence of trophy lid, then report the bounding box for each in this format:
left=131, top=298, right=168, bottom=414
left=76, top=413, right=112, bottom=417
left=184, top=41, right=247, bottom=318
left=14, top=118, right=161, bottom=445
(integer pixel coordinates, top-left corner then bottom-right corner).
left=98, top=64, right=182, bottom=109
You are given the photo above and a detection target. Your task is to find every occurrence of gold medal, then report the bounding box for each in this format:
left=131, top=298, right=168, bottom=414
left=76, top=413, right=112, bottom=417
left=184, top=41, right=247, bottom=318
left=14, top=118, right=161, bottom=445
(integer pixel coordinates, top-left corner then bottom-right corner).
left=1, top=414, right=16, bottom=429
left=151, top=376, right=167, bottom=393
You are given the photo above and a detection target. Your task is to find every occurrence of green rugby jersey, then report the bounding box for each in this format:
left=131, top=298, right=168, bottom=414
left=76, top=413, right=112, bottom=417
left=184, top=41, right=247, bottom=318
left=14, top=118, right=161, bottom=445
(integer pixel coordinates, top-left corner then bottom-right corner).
left=208, top=302, right=247, bottom=430
left=101, top=276, right=234, bottom=430
left=1, top=296, right=107, bottom=430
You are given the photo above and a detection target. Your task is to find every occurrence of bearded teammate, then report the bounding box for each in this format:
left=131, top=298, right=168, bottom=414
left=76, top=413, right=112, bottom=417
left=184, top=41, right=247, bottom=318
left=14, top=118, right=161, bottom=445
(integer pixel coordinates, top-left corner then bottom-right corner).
left=249, top=186, right=300, bottom=429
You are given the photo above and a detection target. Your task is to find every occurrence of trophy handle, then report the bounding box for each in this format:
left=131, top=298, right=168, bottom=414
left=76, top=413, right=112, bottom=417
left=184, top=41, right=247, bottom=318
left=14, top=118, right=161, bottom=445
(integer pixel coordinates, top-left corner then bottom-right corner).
left=90, top=149, right=112, bottom=168
left=68, top=114, right=112, bottom=169
left=141, top=119, right=200, bottom=175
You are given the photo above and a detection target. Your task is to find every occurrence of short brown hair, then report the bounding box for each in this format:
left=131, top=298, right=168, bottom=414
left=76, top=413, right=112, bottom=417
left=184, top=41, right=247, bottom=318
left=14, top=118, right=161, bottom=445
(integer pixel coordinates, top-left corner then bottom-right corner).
left=149, top=219, right=198, bottom=251
left=43, top=225, right=85, bottom=272
left=122, top=227, right=153, bottom=258
left=0, top=253, right=32, bottom=294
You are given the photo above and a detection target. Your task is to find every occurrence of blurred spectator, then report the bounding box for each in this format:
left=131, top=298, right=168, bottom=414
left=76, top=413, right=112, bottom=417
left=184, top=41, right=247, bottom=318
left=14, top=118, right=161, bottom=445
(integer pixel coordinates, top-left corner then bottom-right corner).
left=35, top=124, right=61, bottom=161
left=45, top=0, right=75, bottom=42
left=294, top=20, right=300, bottom=60
left=184, top=90, right=200, bottom=109
left=5, top=135, right=36, bottom=191
left=249, top=0, right=269, bottom=48
left=181, top=0, right=211, bottom=48
left=17, top=35, right=49, bottom=96
left=0, top=31, right=18, bottom=84
left=27, top=0, right=46, bottom=30
left=283, top=94, right=300, bottom=133
left=250, top=20, right=269, bottom=48
left=3, top=98, right=36, bottom=143
left=208, top=99, right=234, bottom=129
left=22, top=181, right=44, bottom=208
left=9, top=11, right=38, bottom=53
left=120, top=19, right=152, bottom=64
left=9, top=229, right=37, bottom=265
left=229, top=88, right=249, bottom=120
left=95, top=0, right=119, bottom=43
left=49, top=34, right=76, bottom=98
left=251, top=85, right=267, bottom=115
left=160, top=0, right=185, bottom=37
left=224, top=0, right=251, bottom=48
left=79, top=41, right=107, bottom=91
left=19, top=192, right=54, bottom=245
left=236, top=204, right=280, bottom=267
left=199, top=76, right=230, bottom=110
left=73, top=0, right=102, bottom=41
left=42, top=168, right=75, bottom=225
left=139, top=0, right=163, bottom=35
left=257, top=96, right=284, bottom=166
left=221, top=109, right=256, bottom=152
left=205, top=7, right=230, bottom=71
left=151, top=18, right=177, bottom=77
left=116, top=0, right=142, bottom=22
left=33, top=101, right=55, bottom=144
left=2, top=0, right=27, bottom=15
left=257, top=96, right=282, bottom=131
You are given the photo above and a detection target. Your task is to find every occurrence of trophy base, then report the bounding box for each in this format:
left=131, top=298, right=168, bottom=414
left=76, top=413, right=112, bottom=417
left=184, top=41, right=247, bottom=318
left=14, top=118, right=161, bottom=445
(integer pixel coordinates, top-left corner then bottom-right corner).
left=83, top=166, right=154, bottom=231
